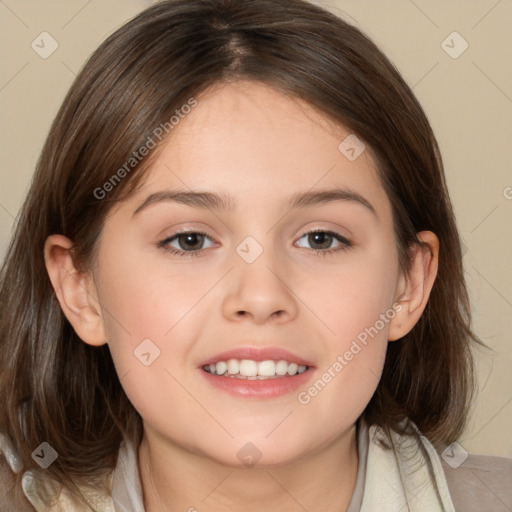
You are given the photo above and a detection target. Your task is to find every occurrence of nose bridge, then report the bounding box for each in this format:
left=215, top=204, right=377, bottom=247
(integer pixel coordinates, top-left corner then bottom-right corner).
left=221, top=233, right=299, bottom=323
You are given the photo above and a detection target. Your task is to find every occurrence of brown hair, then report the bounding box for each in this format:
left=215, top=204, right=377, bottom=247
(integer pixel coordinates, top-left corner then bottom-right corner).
left=0, top=0, right=483, bottom=508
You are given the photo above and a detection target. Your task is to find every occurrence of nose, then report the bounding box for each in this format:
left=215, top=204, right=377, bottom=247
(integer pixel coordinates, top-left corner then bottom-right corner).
left=221, top=250, right=299, bottom=325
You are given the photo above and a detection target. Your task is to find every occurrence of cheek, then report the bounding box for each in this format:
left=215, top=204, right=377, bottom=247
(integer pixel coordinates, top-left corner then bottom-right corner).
left=94, top=248, right=226, bottom=424
left=97, top=248, right=208, bottom=343
left=307, top=246, right=399, bottom=343
left=95, top=251, right=211, bottom=392
left=298, top=246, right=398, bottom=410
left=97, top=274, right=196, bottom=436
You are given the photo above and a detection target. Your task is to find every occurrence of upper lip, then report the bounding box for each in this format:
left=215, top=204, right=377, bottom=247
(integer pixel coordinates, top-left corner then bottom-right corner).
left=198, top=346, right=314, bottom=368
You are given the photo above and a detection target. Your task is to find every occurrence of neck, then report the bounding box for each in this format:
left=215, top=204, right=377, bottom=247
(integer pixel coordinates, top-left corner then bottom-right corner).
left=138, top=424, right=359, bottom=512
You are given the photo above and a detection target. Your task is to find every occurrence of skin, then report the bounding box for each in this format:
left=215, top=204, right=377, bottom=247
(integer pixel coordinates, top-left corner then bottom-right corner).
left=44, top=80, right=438, bottom=512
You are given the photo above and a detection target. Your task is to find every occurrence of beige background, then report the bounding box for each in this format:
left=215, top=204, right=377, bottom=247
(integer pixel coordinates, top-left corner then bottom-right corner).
left=0, top=0, right=511, bottom=458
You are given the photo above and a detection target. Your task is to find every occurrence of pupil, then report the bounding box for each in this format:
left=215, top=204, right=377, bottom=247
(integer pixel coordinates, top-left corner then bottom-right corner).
left=180, top=233, right=203, bottom=250
left=310, top=232, right=331, bottom=249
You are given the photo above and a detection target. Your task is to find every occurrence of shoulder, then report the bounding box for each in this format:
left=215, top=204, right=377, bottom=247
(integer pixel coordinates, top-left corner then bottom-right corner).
left=364, top=420, right=512, bottom=512
left=439, top=448, right=512, bottom=512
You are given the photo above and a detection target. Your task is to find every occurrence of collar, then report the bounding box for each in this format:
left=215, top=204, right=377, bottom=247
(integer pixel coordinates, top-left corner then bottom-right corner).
left=14, top=418, right=456, bottom=511
left=109, top=418, right=455, bottom=512
left=110, top=419, right=368, bottom=512
left=360, top=420, right=455, bottom=511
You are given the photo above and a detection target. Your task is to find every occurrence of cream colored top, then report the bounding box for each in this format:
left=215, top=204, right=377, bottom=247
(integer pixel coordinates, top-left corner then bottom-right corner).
left=2, top=418, right=511, bottom=511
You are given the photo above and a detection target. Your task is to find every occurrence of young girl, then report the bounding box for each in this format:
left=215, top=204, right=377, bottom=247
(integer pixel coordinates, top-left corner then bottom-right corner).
left=1, top=0, right=510, bottom=511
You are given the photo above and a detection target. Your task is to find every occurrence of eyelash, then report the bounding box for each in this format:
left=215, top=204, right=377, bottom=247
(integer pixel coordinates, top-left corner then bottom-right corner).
left=157, top=229, right=352, bottom=258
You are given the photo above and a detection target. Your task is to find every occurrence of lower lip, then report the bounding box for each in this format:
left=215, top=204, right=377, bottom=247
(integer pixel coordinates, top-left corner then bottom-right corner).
left=199, top=368, right=315, bottom=399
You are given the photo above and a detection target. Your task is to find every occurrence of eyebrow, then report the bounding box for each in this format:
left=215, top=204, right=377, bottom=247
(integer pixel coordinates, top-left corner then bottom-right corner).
left=132, top=188, right=377, bottom=217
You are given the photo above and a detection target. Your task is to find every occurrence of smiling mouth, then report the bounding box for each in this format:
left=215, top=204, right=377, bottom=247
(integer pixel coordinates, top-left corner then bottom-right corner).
left=202, top=358, right=309, bottom=379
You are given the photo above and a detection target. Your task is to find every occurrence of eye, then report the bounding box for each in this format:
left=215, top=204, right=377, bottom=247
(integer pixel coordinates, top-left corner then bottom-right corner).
left=158, top=230, right=215, bottom=257
left=295, top=230, right=351, bottom=256
left=158, top=229, right=351, bottom=258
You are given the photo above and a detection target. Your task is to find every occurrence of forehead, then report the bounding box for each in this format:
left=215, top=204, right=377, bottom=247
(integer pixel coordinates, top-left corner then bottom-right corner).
left=122, top=80, right=391, bottom=220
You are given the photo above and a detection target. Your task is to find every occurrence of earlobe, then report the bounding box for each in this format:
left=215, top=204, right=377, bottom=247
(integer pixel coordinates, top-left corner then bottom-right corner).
left=388, top=231, right=439, bottom=341
left=44, top=234, right=107, bottom=347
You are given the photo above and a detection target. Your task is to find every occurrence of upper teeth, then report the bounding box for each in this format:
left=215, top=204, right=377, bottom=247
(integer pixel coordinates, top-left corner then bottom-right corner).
left=204, top=359, right=308, bottom=378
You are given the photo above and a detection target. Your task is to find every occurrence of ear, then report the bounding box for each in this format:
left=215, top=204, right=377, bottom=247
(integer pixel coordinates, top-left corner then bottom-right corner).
left=388, top=231, right=439, bottom=341
left=44, top=234, right=107, bottom=346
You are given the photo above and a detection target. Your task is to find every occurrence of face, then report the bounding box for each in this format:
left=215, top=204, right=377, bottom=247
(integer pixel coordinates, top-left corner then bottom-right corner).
left=90, top=80, right=403, bottom=467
